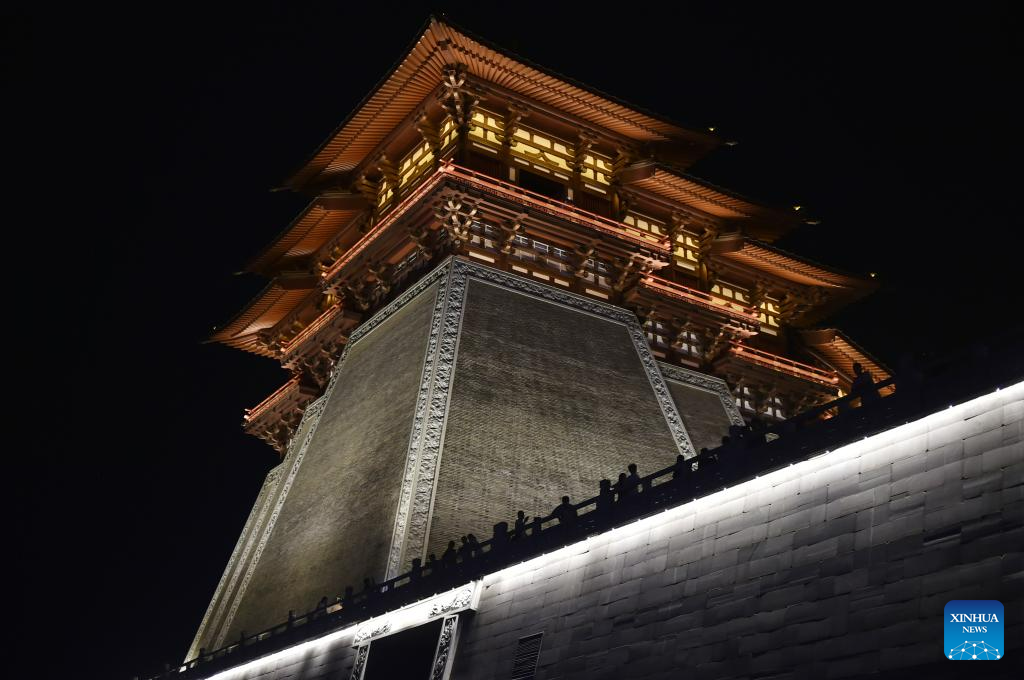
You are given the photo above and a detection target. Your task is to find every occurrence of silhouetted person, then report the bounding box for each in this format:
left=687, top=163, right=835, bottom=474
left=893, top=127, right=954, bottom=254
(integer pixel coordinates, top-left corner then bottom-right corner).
left=441, top=540, right=458, bottom=567
left=514, top=510, right=530, bottom=539
left=362, top=577, right=375, bottom=594
left=426, top=553, right=438, bottom=573
left=343, top=585, right=355, bottom=606
left=552, top=495, right=577, bottom=526
left=596, top=479, right=613, bottom=518
left=491, top=521, right=510, bottom=552
left=614, top=472, right=630, bottom=500
left=458, top=535, right=470, bottom=560
left=672, top=454, right=687, bottom=480
left=467, top=534, right=480, bottom=557
left=851, top=362, right=880, bottom=405
left=625, top=463, right=641, bottom=494
left=410, top=557, right=423, bottom=581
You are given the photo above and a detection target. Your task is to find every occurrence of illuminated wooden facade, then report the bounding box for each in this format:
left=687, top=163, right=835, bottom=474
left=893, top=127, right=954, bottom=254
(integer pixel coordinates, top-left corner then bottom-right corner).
left=212, top=18, right=884, bottom=454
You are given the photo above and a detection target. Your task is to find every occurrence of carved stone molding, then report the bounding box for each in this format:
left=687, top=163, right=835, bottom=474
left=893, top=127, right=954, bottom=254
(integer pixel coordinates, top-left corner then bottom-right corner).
left=398, top=259, right=470, bottom=569
left=657, top=361, right=746, bottom=427
left=429, top=585, right=475, bottom=617
left=429, top=615, right=460, bottom=680
left=385, top=270, right=452, bottom=578
left=349, top=644, right=370, bottom=680
left=354, top=620, right=392, bottom=643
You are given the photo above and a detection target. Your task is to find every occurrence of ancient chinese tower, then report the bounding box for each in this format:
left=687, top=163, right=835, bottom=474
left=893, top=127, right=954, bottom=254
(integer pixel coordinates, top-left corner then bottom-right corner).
left=167, top=18, right=1024, bottom=680
left=198, top=14, right=883, bottom=657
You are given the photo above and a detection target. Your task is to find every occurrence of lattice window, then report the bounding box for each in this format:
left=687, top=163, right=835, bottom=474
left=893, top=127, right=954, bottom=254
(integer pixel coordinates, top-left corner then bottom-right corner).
left=440, top=117, right=457, bottom=150
left=468, top=111, right=504, bottom=153
left=710, top=282, right=751, bottom=315
left=672, top=232, right=701, bottom=270
left=675, top=329, right=701, bottom=358
left=622, top=212, right=666, bottom=237
left=398, top=140, right=434, bottom=189
left=579, top=153, right=612, bottom=192
left=645, top=320, right=671, bottom=349
left=377, top=182, right=394, bottom=209
left=509, top=127, right=574, bottom=180
left=759, top=300, right=781, bottom=335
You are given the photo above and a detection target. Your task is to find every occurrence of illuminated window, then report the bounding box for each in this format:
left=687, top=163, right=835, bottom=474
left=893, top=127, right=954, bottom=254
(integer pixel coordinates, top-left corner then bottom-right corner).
left=622, top=212, right=667, bottom=237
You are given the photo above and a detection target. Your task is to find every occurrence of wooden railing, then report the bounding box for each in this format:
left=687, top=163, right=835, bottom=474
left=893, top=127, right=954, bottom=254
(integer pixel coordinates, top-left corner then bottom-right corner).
left=725, top=341, right=839, bottom=386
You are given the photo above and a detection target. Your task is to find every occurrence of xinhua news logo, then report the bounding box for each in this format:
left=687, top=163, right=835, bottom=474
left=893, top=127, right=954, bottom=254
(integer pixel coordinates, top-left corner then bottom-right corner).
left=944, top=600, right=1004, bottom=660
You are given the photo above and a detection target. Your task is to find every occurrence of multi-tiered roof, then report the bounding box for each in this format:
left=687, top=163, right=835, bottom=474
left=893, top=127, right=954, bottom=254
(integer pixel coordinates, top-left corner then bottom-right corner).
left=212, top=18, right=885, bottom=454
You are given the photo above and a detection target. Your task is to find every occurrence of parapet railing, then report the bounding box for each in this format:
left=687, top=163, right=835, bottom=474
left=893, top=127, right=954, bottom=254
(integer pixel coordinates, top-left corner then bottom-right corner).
left=141, top=330, right=1024, bottom=680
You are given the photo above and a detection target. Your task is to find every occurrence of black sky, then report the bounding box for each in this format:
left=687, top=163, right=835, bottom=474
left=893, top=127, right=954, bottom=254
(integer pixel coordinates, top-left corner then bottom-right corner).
left=9, top=3, right=1021, bottom=679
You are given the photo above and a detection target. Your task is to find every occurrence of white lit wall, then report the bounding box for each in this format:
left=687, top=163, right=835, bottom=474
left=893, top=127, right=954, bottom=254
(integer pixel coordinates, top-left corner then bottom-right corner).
left=453, top=382, right=1023, bottom=678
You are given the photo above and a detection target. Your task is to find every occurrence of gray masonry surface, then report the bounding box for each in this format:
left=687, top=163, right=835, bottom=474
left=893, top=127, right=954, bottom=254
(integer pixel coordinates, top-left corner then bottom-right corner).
left=426, top=277, right=683, bottom=560
left=189, top=366, right=1023, bottom=680
left=219, top=280, right=440, bottom=644
left=665, top=381, right=733, bottom=451
left=191, top=258, right=706, bottom=653
left=451, top=384, right=1024, bottom=679
left=188, top=460, right=284, bottom=658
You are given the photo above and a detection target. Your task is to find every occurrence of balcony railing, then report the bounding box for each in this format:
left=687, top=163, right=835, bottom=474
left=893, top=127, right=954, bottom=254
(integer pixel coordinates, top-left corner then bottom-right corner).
left=243, top=376, right=305, bottom=424
left=724, top=341, right=839, bottom=386
left=440, top=163, right=668, bottom=252
left=638, top=275, right=761, bottom=324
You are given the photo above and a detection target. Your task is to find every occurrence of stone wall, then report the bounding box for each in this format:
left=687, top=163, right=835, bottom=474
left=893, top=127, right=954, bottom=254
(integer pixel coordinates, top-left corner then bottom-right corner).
left=452, top=381, right=1023, bottom=678
left=199, top=275, right=443, bottom=649
left=659, top=362, right=744, bottom=452
left=426, top=276, right=685, bottom=561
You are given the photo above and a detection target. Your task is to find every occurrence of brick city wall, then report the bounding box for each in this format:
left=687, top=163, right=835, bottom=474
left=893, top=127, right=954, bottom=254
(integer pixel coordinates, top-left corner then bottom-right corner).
left=452, top=381, right=1023, bottom=679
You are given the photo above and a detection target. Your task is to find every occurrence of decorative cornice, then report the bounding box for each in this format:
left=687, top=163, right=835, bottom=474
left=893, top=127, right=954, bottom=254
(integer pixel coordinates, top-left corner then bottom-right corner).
left=353, top=620, right=392, bottom=643
left=658, top=361, right=746, bottom=427
left=429, top=585, right=475, bottom=617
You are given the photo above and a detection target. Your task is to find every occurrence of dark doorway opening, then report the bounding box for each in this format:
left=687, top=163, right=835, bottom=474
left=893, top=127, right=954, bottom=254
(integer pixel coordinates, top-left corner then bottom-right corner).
left=518, top=169, right=566, bottom=200
left=362, top=618, right=444, bottom=679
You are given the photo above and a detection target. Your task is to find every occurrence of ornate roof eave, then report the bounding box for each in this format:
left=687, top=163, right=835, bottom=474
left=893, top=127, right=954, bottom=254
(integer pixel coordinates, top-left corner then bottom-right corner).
left=246, top=193, right=369, bottom=276
left=209, top=275, right=321, bottom=357
left=716, top=238, right=877, bottom=292
left=798, top=328, right=893, bottom=393
left=284, top=17, right=720, bottom=191
left=622, top=161, right=802, bottom=241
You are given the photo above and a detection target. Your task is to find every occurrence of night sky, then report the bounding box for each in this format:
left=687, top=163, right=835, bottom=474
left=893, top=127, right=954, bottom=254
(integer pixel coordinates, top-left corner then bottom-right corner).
left=9, top=4, right=1020, bottom=679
